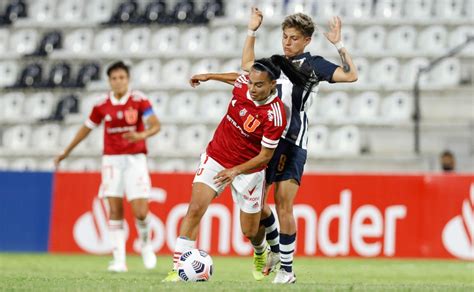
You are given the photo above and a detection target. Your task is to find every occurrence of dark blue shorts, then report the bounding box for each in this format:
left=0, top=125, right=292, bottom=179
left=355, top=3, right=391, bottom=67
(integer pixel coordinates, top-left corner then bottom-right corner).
left=265, top=138, right=307, bottom=185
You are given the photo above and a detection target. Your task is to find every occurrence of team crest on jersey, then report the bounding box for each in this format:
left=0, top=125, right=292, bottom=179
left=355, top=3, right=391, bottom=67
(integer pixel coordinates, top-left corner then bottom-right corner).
left=124, top=108, right=138, bottom=124
left=116, top=111, right=123, bottom=119
left=239, top=109, right=247, bottom=117
left=267, top=110, right=274, bottom=122
left=105, top=114, right=112, bottom=122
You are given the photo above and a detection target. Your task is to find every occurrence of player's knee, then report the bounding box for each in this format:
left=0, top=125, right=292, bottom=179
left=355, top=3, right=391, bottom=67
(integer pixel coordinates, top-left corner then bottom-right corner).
left=186, top=202, right=205, bottom=219
left=242, top=225, right=259, bottom=240
left=276, top=202, right=294, bottom=218
left=134, top=211, right=147, bottom=221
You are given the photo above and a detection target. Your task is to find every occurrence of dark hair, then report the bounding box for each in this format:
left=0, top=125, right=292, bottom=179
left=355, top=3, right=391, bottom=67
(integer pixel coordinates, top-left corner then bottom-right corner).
left=252, top=55, right=317, bottom=91
left=106, top=61, right=129, bottom=77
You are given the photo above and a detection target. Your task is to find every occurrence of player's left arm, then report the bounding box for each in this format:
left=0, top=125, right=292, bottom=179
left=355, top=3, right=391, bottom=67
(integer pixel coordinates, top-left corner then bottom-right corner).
left=214, top=146, right=275, bottom=187
left=189, top=72, right=240, bottom=87
left=324, top=16, right=358, bottom=83
left=123, top=105, right=161, bottom=142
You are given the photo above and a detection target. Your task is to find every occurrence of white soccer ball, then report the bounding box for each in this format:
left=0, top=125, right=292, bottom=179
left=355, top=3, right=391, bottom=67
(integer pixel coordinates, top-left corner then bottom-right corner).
left=177, top=249, right=213, bottom=282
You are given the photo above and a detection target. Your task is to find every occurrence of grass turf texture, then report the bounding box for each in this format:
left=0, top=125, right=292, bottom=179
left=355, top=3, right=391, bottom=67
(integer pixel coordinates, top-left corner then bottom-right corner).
left=0, top=254, right=473, bottom=291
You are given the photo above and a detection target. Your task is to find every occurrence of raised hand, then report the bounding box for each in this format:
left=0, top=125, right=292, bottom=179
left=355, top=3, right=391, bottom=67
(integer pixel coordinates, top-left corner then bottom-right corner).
left=248, top=6, right=263, bottom=31
left=324, top=16, right=342, bottom=44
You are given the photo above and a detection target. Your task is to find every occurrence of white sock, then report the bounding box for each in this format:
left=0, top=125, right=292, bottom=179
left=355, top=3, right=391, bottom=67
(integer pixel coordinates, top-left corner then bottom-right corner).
left=252, top=237, right=267, bottom=255
left=172, top=236, right=195, bottom=270
left=280, top=233, right=296, bottom=273
left=109, top=220, right=126, bottom=264
left=135, top=216, right=150, bottom=245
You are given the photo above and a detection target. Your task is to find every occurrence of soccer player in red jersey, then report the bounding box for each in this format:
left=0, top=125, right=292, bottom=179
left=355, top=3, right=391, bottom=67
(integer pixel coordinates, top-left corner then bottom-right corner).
left=162, top=55, right=316, bottom=282
left=54, top=61, right=161, bottom=272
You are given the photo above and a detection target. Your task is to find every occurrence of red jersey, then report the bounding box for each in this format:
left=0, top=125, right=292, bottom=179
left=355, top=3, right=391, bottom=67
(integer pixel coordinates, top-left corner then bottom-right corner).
left=206, top=74, right=287, bottom=171
left=85, top=90, right=154, bottom=155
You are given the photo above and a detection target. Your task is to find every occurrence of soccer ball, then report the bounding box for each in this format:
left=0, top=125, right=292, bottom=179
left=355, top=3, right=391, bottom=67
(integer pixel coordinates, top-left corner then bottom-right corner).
left=177, top=249, right=213, bottom=282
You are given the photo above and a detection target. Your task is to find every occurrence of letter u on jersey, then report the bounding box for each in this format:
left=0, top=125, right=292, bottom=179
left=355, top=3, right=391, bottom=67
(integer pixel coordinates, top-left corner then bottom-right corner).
left=243, top=115, right=261, bottom=133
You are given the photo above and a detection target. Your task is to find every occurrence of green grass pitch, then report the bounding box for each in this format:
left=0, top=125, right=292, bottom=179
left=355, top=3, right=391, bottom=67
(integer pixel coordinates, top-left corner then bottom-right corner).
left=0, top=253, right=473, bottom=291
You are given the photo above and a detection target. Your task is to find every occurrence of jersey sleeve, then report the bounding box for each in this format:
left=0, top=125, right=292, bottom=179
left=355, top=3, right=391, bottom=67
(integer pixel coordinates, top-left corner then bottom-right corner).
left=232, top=74, right=249, bottom=99
left=140, top=97, right=154, bottom=119
left=311, top=56, right=339, bottom=83
left=85, top=104, right=103, bottom=129
left=261, top=101, right=287, bottom=149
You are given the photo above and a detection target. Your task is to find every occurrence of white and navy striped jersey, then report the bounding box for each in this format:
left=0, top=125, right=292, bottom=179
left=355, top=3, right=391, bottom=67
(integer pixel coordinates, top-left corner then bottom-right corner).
left=276, top=52, right=338, bottom=150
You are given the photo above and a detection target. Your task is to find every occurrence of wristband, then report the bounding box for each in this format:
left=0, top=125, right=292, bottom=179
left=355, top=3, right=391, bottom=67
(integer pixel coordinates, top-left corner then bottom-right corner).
left=335, top=41, right=344, bottom=50
left=247, top=29, right=256, bottom=37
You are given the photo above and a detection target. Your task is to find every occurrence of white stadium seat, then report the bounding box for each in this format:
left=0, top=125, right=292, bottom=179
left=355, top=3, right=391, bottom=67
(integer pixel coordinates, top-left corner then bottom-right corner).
left=199, top=92, right=228, bottom=122
left=86, top=0, right=114, bottom=23
left=220, top=58, right=242, bottom=74
left=210, top=27, right=238, bottom=53
left=307, top=126, right=329, bottom=157
left=435, top=0, right=464, bottom=19
left=417, top=26, right=447, bottom=53
left=317, top=0, right=344, bottom=19
left=340, top=26, right=356, bottom=51
left=85, top=126, right=104, bottom=152
left=387, top=26, right=417, bottom=53
left=66, top=158, right=100, bottom=172
left=29, top=0, right=56, bottom=22
left=350, top=92, right=380, bottom=122
left=260, top=0, right=284, bottom=18
left=430, top=57, right=461, bottom=86
left=370, top=57, right=400, bottom=85
left=2, top=125, right=31, bottom=150
left=357, top=26, right=386, bottom=53
left=178, top=125, right=209, bottom=155
left=2, top=92, right=24, bottom=121
left=9, top=29, right=38, bottom=54
left=0, top=29, right=9, bottom=54
left=225, top=0, right=253, bottom=20
left=400, top=57, right=430, bottom=86
left=286, top=0, right=314, bottom=15
left=25, top=93, right=55, bottom=120
left=0, top=61, right=19, bottom=87
left=64, top=29, right=94, bottom=53
left=375, top=0, right=403, bottom=19
left=155, top=159, right=188, bottom=173
left=60, top=125, right=88, bottom=152
left=57, top=0, right=84, bottom=22
left=345, top=0, right=373, bottom=19
left=319, top=91, right=349, bottom=122
left=181, top=27, right=209, bottom=52
left=161, top=59, right=190, bottom=86
left=123, top=27, right=150, bottom=53
left=94, top=28, right=122, bottom=53
left=131, top=60, right=161, bottom=88
left=191, top=59, right=220, bottom=75
left=168, top=92, right=199, bottom=121
left=329, top=125, right=361, bottom=155
left=238, top=27, right=268, bottom=56
left=151, top=27, right=180, bottom=53
left=404, top=0, right=433, bottom=19
left=32, top=124, right=61, bottom=150
left=9, top=158, right=38, bottom=171
left=0, top=158, right=8, bottom=170
left=352, top=58, right=370, bottom=85
left=80, top=93, right=105, bottom=117
left=148, top=91, right=170, bottom=120
left=449, top=26, right=474, bottom=53
left=147, top=124, right=178, bottom=155
left=381, top=92, right=413, bottom=122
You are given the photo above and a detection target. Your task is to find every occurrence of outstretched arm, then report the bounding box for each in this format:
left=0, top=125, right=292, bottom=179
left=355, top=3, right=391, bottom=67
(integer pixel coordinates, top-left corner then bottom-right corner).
left=189, top=72, right=240, bottom=87
left=324, top=16, right=358, bottom=82
left=241, top=7, right=263, bottom=72
left=54, top=125, right=92, bottom=167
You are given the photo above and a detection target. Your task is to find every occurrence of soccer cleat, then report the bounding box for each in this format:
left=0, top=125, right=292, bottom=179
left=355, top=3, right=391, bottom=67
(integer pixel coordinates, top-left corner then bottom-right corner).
left=252, top=249, right=268, bottom=281
left=263, top=251, right=280, bottom=276
left=272, top=269, right=296, bottom=284
left=162, top=270, right=180, bottom=282
left=107, top=261, right=127, bottom=273
left=141, top=244, right=157, bottom=269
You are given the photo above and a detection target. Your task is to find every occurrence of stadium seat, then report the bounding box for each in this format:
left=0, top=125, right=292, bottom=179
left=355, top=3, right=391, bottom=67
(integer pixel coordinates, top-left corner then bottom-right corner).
left=2, top=125, right=31, bottom=150
left=317, top=0, right=344, bottom=19
left=466, top=0, right=473, bottom=19
left=1, top=92, right=24, bottom=121
left=85, top=126, right=104, bottom=152
left=59, top=125, right=87, bottom=152
left=434, top=0, right=463, bottom=19
left=168, top=92, right=199, bottom=121
left=340, top=26, right=356, bottom=51
left=86, top=0, right=115, bottom=23
left=67, top=158, right=100, bottom=172
left=238, top=27, right=267, bottom=56
left=1, top=0, right=27, bottom=25
left=350, top=91, right=380, bottom=122
left=181, top=27, right=209, bottom=52
left=380, top=92, right=413, bottom=122
left=319, top=91, right=349, bottom=122
left=191, top=59, right=220, bottom=74
left=64, top=29, right=94, bottom=53
left=131, top=60, right=161, bottom=88
left=45, top=94, right=79, bottom=121
left=25, top=92, right=55, bottom=119
left=345, top=0, right=373, bottom=19
left=449, top=26, right=474, bottom=53
left=80, top=93, right=104, bottom=117
left=417, top=26, right=447, bottom=53
left=210, top=26, right=237, bottom=53
left=143, top=0, right=170, bottom=24
left=161, top=59, right=190, bottom=86
left=195, top=0, right=224, bottom=23
left=9, top=158, right=38, bottom=171
left=106, top=0, right=140, bottom=25
left=357, top=26, right=386, bottom=53
left=404, top=0, right=433, bottom=19
left=0, top=61, right=19, bottom=87
left=0, top=29, right=9, bottom=53
left=387, top=26, right=417, bottom=53
left=75, top=62, right=100, bottom=87
left=28, top=0, right=56, bottom=22
left=44, top=62, right=71, bottom=88
left=260, top=0, right=284, bottom=18
left=286, top=0, right=314, bottom=15
left=307, top=125, right=329, bottom=157
left=94, top=28, right=122, bottom=53
left=147, top=124, right=178, bottom=155
left=430, top=57, right=461, bottom=86
left=399, top=57, right=430, bottom=86
left=225, top=0, right=253, bottom=20
left=155, top=158, right=188, bottom=172
left=9, top=29, right=38, bottom=54
left=374, top=0, right=403, bottom=19
left=306, top=29, right=328, bottom=53
left=0, top=158, right=8, bottom=170
left=32, top=124, right=61, bottom=150
left=150, top=27, right=180, bottom=53
left=123, top=27, right=150, bottom=53
left=57, top=0, right=84, bottom=22
left=148, top=91, right=170, bottom=120
left=172, top=0, right=196, bottom=24
left=219, top=58, right=242, bottom=73
left=29, top=31, right=62, bottom=56
left=352, top=58, right=370, bottom=85
left=370, top=57, right=400, bottom=85
left=177, top=125, right=209, bottom=155
left=267, top=27, right=285, bottom=55
left=329, top=125, right=361, bottom=155
left=199, top=92, right=228, bottom=122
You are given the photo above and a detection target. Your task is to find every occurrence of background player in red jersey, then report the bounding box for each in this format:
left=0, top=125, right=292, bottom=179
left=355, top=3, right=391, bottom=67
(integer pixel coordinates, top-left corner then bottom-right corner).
left=54, top=61, right=161, bottom=272
left=163, top=55, right=316, bottom=282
